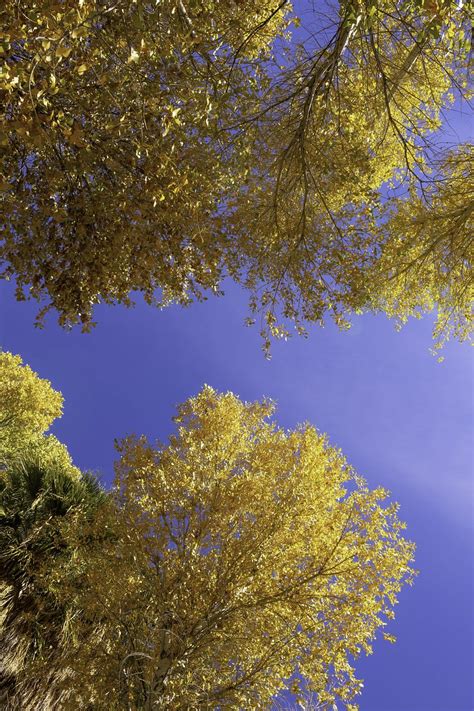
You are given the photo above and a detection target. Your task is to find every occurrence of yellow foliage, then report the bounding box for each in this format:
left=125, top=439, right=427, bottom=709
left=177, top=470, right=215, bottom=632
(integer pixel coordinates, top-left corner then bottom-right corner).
left=0, top=351, right=77, bottom=475
left=225, top=0, right=472, bottom=352
left=370, top=146, right=473, bottom=352
left=0, top=0, right=470, bottom=351
left=0, top=0, right=290, bottom=328
left=42, top=387, right=415, bottom=709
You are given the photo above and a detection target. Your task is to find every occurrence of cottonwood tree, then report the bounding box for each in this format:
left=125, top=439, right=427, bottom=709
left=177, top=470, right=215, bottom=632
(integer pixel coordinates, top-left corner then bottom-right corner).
left=42, top=387, right=415, bottom=710
left=1, top=2, right=471, bottom=349
left=226, top=0, right=473, bottom=352
left=0, top=0, right=289, bottom=327
left=365, top=145, right=473, bottom=351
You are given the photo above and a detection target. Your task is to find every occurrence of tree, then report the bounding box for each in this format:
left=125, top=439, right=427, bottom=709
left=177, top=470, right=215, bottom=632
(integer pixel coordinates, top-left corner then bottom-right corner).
left=0, top=351, right=77, bottom=473
left=226, top=0, right=473, bottom=352
left=1, top=1, right=471, bottom=351
left=0, top=350, right=107, bottom=708
left=0, top=460, right=107, bottom=709
left=366, top=145, right=473, bottom=354
left=41, top=387, right=415, bottom=710
left=0, top=0, right=289, bottom=328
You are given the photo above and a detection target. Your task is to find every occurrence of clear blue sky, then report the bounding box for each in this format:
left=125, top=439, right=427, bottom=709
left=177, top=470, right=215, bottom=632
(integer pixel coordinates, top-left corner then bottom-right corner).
left=1, top=277, right=472, bottom=711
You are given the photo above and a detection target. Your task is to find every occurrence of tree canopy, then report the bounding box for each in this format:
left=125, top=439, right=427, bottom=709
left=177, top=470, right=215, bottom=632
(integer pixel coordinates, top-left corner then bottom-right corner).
left=1, top=0, right=289, bottom=327
left=1, top=0, right=472, bottom=351
left=0, top=355, right=415, bottom=708
left=36, top=387, right=415, bottom=710
left=0, top=351, right=77, bottom=474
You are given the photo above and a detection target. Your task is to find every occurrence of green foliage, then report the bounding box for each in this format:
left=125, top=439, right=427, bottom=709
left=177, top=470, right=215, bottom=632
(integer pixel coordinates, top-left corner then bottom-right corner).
left=0, top=460, right=107, bottom=709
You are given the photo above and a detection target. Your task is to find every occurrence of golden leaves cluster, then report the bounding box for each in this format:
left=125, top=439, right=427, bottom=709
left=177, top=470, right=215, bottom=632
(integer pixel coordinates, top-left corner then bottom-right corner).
left=0, top=351, right=77, bottom=474
left=369, top=146, right=473, bottom=354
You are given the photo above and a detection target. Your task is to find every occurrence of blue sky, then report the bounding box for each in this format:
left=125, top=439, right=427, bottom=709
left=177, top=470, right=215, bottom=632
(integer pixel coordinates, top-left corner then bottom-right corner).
left=1, top=277, right=472, bottom=711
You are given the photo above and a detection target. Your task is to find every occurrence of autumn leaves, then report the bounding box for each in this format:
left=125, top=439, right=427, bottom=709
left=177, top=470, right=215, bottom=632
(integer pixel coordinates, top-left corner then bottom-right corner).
left=0, top=357, right=415, bottom=709
left=1, top=0, right=471, bottom=350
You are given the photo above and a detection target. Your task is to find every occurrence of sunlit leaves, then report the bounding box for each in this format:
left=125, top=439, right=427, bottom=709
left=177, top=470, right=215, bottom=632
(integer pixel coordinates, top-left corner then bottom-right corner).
left=40, top=387, right=415, bottom=709
left=225, top=0, right=471, bottom=352
left=0, top=0, right=471, bottom=352
left=0, top=351, right=77, bottom=474
left=368, top=145, right=473, bottom=354
left=0, top=0, right=290, bottom=328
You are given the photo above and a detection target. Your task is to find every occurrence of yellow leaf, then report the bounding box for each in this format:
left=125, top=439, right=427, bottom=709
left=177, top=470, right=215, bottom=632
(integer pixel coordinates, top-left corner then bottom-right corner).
left=55, top=46, right=72, bottom=58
